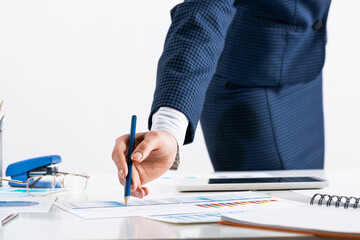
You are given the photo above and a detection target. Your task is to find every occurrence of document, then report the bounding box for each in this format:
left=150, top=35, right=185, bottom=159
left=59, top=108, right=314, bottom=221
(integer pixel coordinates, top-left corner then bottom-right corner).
left=148, top=212, right=241, bottom=224
left=0, top=196, right=56, bottom=213
left=0, top=187, right=62, bottom=197
left=221, top=205, right=360, bottom=238
left=55, top=191, right=302, bottom=222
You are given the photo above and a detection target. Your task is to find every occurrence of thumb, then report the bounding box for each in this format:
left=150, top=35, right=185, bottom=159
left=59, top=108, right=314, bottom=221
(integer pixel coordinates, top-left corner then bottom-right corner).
left=131, top=132, right=161, bottom=163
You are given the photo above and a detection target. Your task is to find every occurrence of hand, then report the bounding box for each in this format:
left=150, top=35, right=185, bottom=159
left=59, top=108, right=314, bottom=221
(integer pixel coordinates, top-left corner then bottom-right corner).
left=112, top=130, right=177, bottom=199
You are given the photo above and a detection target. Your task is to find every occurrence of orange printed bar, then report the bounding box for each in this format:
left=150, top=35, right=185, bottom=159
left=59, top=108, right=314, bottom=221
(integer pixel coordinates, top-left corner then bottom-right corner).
left=196, top=199, right=277, bottom=209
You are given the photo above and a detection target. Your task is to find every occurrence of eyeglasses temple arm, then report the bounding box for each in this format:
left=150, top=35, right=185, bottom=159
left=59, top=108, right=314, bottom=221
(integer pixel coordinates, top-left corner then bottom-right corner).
left=56, top=171, right=89, bottom=178
left=0, top=178, right=27, bottom=185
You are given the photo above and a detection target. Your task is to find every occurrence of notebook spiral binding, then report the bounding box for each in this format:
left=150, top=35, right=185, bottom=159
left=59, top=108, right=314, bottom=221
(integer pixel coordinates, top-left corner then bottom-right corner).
left=310, top=193, right=360, bottom=209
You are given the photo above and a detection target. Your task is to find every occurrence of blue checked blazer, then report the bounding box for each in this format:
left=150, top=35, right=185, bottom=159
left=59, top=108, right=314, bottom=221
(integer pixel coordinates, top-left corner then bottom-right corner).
left=149, top=0, right=331, bottom=171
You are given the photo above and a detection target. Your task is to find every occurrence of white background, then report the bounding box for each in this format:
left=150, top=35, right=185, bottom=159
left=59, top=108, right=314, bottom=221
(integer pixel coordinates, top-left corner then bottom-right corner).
left=0, top=0, right=359, bottom=176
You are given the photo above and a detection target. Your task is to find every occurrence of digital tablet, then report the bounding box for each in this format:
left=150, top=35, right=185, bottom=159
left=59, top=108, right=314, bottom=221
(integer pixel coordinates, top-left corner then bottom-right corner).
left=174, top=176, right=329, bottom=192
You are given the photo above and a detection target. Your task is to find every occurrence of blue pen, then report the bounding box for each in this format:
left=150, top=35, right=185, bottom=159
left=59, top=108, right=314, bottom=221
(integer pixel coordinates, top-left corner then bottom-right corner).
left=124, top=115, right=137, bottom=206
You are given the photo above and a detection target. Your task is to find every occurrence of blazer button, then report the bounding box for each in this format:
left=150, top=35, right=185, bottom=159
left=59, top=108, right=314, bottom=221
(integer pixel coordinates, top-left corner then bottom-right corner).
left=312, top=20, right=323, bottom=31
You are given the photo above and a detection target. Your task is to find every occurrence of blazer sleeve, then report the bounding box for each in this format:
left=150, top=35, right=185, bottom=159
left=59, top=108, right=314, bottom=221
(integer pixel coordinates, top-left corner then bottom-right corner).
left=149, top=0, right=236, bottom=144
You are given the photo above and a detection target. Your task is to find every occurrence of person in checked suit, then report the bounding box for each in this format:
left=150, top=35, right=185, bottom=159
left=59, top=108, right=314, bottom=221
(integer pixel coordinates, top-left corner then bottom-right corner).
left=112, top=0, right=331, bottom=198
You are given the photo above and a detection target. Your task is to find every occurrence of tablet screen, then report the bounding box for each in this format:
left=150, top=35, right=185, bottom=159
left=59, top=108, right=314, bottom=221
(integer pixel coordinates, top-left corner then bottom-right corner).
left=208, top=177, right=324, bottom=184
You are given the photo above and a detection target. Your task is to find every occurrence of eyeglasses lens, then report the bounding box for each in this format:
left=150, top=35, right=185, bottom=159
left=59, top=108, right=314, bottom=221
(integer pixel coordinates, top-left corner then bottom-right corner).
left=27, top=176, right=56, bottom=196
left=63, top=174, right=88, bottom=192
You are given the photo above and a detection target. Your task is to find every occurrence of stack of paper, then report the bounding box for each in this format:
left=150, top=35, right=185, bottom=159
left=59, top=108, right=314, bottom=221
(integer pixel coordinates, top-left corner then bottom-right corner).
left=221, top=205, right=360, bottom=238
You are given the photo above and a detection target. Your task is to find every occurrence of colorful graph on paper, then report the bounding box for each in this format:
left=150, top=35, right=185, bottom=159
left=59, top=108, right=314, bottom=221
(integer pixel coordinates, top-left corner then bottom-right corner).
left=62, top=192, right=270, bottom=209
left=147, top=198, right=301, bottom=224
left=196, top=199, right=277, bottom=209
left=150, top=212, right=224, bottom=223
left=55, top=192, right=304, bottom=222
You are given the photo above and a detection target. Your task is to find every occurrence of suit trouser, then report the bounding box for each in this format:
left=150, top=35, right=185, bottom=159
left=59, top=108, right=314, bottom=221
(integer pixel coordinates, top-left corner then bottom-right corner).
left=200, top=74, right=325, bottom=171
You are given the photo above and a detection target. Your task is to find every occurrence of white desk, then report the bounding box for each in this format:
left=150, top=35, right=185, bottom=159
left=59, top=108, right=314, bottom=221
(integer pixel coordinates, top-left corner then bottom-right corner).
left=2, top=169, right=358, bottom=240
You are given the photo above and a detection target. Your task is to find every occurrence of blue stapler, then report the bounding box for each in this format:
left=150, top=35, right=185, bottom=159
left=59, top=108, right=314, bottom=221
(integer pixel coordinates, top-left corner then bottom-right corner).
left=6, top=155, right=62, bottom=187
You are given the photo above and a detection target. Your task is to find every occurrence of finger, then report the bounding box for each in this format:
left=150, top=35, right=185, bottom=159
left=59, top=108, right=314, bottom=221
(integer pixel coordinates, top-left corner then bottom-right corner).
left=131, top=187, right=144, bottom=199
left=130, top=167, right=141, bottom=192
left=131, top=132, right=162, bottom=163
left=131, top=187, right=147, bottom=199
left=130, top=190, right=141, bottom=198
left=112, top=135, right=129, bottom=177
left=117, top=171, right=126, bottom=186
left=138, top=187, right=146, bottom=198
left=142, top=187, right=149, bottom=197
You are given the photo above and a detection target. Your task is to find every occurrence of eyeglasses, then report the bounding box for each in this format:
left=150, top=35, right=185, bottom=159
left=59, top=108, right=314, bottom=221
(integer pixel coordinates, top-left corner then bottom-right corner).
left=0, top=172, right=90, bottom=197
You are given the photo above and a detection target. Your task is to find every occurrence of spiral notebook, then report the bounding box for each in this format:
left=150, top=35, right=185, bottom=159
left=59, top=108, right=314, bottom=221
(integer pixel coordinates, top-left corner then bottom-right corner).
left=293, top=188, right=360, bottom=208
left=220, top=192, right=360, bottom=239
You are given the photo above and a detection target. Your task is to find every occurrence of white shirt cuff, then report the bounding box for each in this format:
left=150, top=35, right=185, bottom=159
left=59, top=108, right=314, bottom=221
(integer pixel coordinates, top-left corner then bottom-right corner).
left=151, top=107, right=189, bottom=147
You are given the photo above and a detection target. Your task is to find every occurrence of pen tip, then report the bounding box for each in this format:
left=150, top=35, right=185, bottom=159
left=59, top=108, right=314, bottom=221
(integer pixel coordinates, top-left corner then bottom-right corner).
left=124, top=196, right=129, bottom=206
